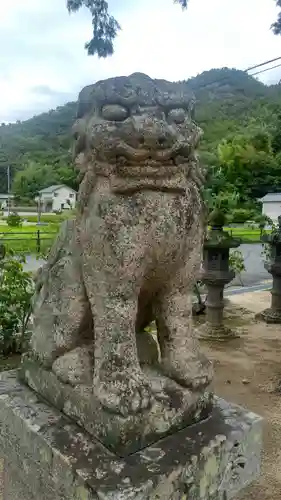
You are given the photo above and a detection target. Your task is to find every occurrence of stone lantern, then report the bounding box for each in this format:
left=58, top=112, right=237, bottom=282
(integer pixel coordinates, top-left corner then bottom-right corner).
left=257, top=215, right=281, bottom=323
left=197, top=208, right=241, bottom=340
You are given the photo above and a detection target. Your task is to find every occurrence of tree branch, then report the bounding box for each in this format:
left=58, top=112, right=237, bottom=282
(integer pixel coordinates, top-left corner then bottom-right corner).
left=272, top=0, right=281, bottom=35
left=67, top=0, right=189, bottom=57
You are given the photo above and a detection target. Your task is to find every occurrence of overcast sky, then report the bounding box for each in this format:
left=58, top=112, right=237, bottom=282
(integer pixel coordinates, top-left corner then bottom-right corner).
left=1, top=0, right=281, bottom=123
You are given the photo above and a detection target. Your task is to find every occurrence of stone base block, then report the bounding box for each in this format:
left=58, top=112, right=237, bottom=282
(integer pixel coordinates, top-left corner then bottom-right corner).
left=256, top=307, right=281, bottom=324
left=20, top=357, right=213, bottom=456
left=0, top=371, right=262, bottom=500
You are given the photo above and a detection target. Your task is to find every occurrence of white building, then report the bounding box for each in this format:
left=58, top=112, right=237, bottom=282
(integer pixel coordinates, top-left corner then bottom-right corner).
left=35, top=185, right=77, bottom=213
left=0, top=193, right=14, bottom=210
left=259, top=193, right=281, bottom=222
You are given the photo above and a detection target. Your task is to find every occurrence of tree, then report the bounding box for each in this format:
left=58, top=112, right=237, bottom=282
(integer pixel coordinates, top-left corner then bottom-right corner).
left=272, top=0, right=281, bottom=35
left=217, top=132, right=281, bottom=201
left=56, top=165, right=79, bottom=191
left=271, top=110, right=281, bottom=154
left=12, top=161, right=78, bottom=201
left=12, top=162, right=59, bottom=200
left=67, top=0, right=188, bottom=57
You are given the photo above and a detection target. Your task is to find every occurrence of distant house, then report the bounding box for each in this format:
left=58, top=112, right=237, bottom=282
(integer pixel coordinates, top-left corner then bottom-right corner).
left=35, top=185, right=77, bottom=213
left=259, top=193, right=281, bottom=222
left=0, top=193, right=14, bottom=210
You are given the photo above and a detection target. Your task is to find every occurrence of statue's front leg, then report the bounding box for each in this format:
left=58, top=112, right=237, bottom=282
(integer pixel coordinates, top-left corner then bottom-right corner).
left=82, top=222, right=159, bottom=417
left=157, top=285, right=213, bottom=391
left=156, top=229, right=213, bottom=392
left=87, top=273, right=157, bottom=416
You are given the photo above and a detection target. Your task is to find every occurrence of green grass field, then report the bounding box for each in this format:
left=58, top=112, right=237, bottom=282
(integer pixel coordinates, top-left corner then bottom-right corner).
left=0, top=212, right=73, bottom=224
left=0, top=223, right=270, bottom=255
left=0, top=224, right=59, bottom=254
left=226, top=227, right=270, bottom=243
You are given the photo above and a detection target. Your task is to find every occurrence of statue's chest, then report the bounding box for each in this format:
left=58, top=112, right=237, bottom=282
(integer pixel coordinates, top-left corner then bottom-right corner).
left=83, top=191, right=195, bottom=255
left=94, top=191, right=191, bottom=229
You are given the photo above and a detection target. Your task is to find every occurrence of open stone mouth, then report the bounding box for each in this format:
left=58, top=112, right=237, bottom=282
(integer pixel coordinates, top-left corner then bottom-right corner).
left=116, top=157, right=182, bottom=169
left=115, top=156, right=187, bottom=180
left=115, top=142, right=190, bottom=166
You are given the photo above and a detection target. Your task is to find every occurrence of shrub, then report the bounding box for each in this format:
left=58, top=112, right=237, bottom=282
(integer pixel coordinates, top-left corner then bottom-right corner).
left=3, top=211, right=75, bottom=225
left=6, top=212, right=22, bottom=227
left=255, top=214, right=272, bottom=226
left=229, top=249, right=246, bottom=274
left=15, top=198, right=37, bottom=207
left=22, top=214, right=71, bottom=224
left=254, top=214, right=273, bottom=237
left=228, top=208, right=257, bottom=224
left=0, top=250, right=34, bottom=356
left=12, top=206, right=38, bottom=213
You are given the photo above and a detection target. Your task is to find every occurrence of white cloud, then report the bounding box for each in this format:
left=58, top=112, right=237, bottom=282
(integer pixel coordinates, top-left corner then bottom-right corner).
left=1, top=0, right=281, bottom=122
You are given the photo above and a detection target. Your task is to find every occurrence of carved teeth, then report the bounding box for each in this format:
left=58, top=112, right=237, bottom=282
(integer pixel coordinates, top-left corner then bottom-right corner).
left=114, top=141, right=191, bottom=166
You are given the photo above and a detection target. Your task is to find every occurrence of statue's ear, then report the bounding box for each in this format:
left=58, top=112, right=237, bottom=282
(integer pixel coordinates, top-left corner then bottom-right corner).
left=77, top=85, right=95, bottom=119
left=77, top=101, right=89, bottom=120
left=190, top=100, right=196, bottom=121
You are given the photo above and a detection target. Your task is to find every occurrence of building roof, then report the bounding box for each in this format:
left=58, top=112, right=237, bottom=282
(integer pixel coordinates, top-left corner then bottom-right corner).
left=38, top=184, right=76, bottom=194
left=259, top=193, right=281, bottom=202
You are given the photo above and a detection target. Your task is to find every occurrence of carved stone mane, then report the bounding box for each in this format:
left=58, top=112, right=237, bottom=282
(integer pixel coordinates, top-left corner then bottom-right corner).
left=21, top=73, right=213, bottom=456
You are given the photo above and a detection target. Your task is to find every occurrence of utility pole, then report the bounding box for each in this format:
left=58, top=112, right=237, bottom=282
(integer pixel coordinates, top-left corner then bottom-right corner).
left=37, top=193, right=42, bottom=225
left=7, top=165, right=11, bottom=215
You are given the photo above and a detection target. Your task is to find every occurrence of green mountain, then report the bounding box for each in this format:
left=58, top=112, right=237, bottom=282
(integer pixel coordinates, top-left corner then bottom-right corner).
left=1, top=67, right=281, bottom=196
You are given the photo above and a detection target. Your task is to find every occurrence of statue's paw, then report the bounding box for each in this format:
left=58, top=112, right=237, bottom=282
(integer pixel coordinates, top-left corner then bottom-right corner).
left=52, top=346, right=93, bottom=386
left=162, top=351, right=213, bottom=392
left=96, top=369, right=156, bottom=417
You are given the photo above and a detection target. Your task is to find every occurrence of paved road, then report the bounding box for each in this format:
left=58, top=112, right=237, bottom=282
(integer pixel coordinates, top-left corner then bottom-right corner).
left=231, top=243, right=270, bottom=287
left=22, top=243, right=271, bottom=288
left=23, top=255, right=45, bottom=273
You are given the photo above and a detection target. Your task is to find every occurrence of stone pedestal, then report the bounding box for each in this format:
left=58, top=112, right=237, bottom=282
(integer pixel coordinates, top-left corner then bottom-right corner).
left=20, top=356, right=213, bottom=457
left=257, top=216, right=281, bottom=323
left=0, top=371, right=262, bottom=500
left=198, top=227, right=241, bottom=341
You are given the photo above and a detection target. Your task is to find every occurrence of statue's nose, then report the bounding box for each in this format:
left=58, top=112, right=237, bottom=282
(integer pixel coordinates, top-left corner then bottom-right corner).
left=138, top=119, right=169, bottom=149
left=140, top=133, right=168, bottom=149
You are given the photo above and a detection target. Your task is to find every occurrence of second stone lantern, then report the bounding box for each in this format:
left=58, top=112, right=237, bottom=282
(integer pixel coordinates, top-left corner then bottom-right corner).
left=257, top=215, right=281, bottom=323
left=197, top=208, right=241, bottom=340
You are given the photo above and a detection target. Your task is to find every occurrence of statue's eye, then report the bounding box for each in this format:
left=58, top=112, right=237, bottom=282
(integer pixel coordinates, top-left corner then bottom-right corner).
left=101, top=104, right=129, bottom=122
left=167, top=108, right=186, bottom=124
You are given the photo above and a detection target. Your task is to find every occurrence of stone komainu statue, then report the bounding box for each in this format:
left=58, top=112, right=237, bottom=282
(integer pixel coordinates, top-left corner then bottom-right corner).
left=22, top=73, right=213, bottom=453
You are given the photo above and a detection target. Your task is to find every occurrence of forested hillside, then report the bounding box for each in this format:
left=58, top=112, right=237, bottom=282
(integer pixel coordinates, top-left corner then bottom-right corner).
left=1, top=67, right=281, bottom=209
